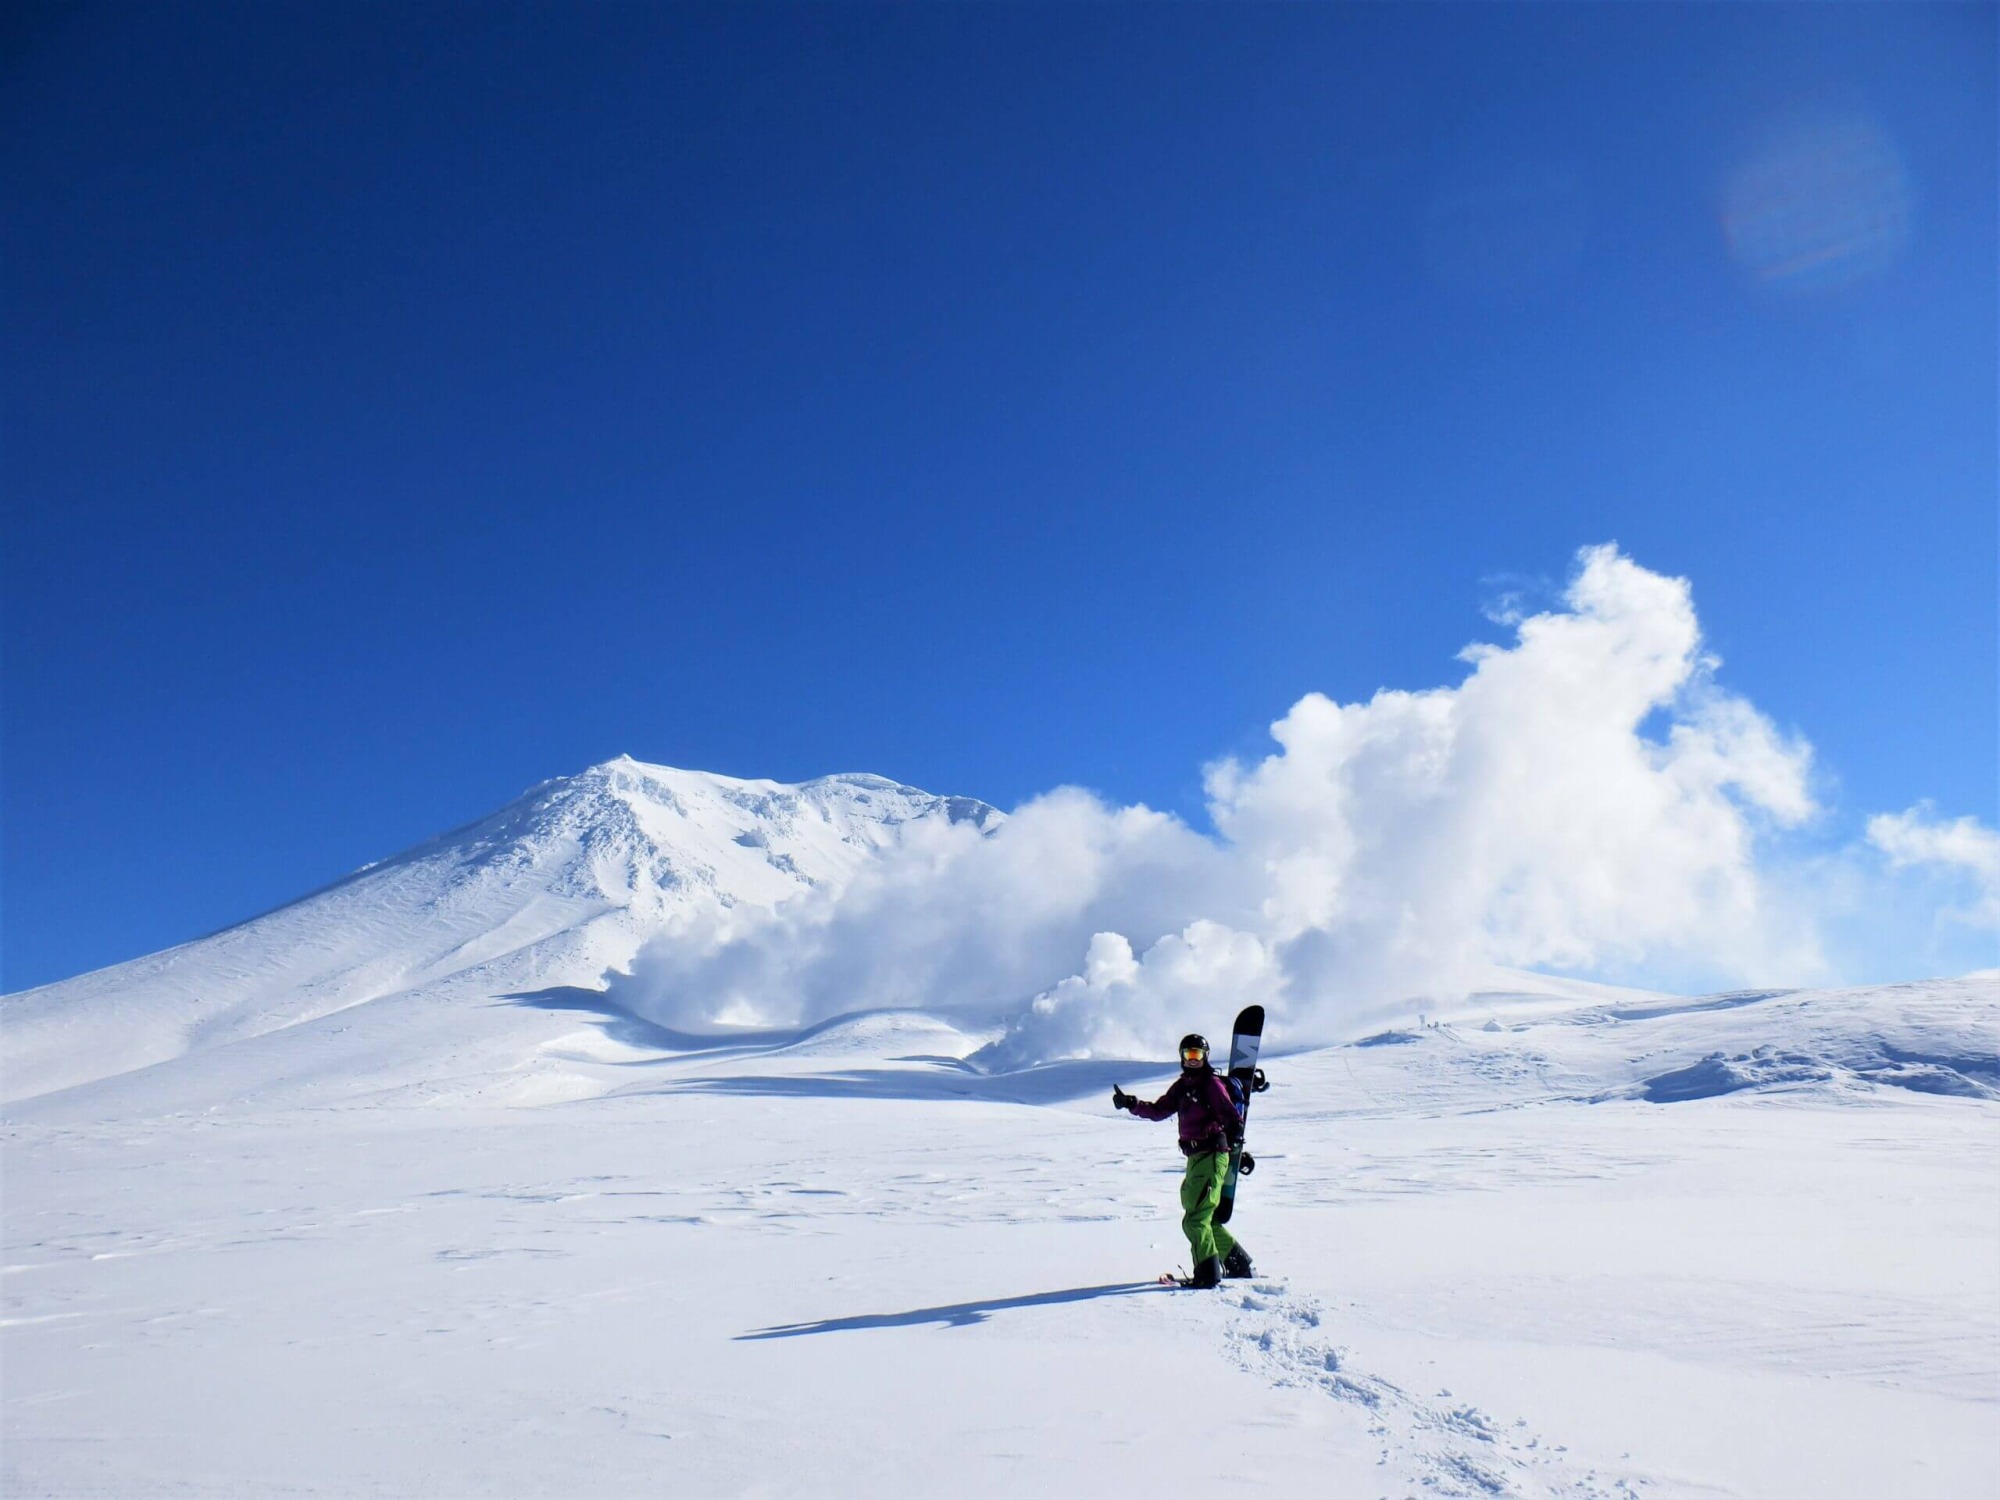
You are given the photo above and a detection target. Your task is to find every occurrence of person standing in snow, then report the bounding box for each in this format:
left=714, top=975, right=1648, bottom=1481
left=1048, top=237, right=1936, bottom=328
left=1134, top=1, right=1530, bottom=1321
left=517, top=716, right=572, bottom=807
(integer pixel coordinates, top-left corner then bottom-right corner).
left=1112, top=1033, right=1254, bottom=1288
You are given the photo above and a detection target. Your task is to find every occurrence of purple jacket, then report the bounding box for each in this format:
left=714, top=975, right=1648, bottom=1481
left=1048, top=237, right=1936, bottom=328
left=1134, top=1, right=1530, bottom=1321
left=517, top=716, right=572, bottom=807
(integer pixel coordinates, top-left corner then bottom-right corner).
left=1128, top=1068, right=1242, bottom=1156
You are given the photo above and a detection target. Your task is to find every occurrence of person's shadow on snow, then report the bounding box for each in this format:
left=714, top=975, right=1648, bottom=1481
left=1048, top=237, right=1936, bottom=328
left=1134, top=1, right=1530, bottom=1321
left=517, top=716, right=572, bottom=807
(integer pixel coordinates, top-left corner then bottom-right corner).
left=737, top=1282, right=1165, bottom=1338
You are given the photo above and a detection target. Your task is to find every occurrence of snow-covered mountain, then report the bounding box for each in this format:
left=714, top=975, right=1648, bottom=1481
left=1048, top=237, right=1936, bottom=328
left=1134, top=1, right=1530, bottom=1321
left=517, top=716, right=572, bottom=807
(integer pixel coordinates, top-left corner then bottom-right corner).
left=1, top=756, right=997, bottom=1105
left=4, top=758, right=1995, bottom=1496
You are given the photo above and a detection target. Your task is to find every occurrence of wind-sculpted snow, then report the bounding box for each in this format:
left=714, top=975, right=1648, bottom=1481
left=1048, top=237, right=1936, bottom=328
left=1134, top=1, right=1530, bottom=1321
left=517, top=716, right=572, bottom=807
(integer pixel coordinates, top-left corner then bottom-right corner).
left=4, top=974, right=1993, bottom=1496
left=1575, top=978, right=2000, bottom=1104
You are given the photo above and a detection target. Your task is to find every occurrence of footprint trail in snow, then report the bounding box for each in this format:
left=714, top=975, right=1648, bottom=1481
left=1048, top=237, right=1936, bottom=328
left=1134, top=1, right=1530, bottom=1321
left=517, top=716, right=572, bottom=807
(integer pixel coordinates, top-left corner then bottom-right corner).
left=1217, top=1280, right=1643, bottom=1499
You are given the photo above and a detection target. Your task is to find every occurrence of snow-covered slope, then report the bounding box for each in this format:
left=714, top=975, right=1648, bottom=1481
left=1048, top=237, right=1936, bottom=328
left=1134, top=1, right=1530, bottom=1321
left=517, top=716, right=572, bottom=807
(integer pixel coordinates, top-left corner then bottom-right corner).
left=4, top=759, right=1994, bottom=1497
left=1, top=756, right=996, bottom=1104
left=4, top=973, right=1994, bottom=1498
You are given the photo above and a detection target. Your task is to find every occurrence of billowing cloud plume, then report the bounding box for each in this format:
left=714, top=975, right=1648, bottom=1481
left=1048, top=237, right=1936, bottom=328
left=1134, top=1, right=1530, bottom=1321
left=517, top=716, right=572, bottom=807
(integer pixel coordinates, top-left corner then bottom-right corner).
left=613, top=545, right=1968, bottom=1065
left=622, top=789, right=1229, bottom=1037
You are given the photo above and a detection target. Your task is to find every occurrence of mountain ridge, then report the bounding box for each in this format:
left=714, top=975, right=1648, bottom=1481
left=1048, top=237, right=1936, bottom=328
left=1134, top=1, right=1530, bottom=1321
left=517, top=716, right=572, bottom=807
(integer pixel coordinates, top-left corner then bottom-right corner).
left=1, top=757, right=999, bottom=1104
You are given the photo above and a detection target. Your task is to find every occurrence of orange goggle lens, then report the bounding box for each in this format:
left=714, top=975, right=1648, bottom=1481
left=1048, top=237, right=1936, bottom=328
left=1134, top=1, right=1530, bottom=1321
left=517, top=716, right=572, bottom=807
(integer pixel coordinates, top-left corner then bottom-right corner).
left=1180, top=1047, right=1206, bottom=1063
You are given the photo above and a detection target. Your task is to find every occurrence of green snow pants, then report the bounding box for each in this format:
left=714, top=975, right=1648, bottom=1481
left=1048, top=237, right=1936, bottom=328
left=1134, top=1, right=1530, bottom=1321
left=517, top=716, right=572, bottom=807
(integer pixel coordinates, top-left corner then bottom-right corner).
left=1180, top=1150, right=1238, bottom=1265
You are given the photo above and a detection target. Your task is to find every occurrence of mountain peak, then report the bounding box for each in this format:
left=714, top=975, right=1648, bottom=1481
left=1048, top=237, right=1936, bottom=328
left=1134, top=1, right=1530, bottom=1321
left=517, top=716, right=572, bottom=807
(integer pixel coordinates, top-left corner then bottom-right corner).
left=4, top=760, right=998, bottom=1105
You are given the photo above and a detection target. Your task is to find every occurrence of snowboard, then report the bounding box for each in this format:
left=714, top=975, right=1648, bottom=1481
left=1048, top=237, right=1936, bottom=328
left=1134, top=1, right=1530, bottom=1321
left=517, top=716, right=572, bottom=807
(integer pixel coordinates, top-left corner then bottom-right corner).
left=1214, top=1003, right=1268, bottom=1226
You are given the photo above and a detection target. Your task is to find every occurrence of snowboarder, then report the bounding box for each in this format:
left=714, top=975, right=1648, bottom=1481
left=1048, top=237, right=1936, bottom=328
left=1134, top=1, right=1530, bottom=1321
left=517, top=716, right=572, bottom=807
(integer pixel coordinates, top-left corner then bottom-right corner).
left=1112, top=1033, right=1255, bottom=1289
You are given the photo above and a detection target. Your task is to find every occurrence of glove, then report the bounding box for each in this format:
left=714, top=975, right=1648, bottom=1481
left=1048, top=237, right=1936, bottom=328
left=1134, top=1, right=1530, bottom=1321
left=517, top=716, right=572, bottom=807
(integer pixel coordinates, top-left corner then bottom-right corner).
left=1239, top=1151, right=1256, bottom=1175
left=1111, top=1086, right=1134, bottom=1112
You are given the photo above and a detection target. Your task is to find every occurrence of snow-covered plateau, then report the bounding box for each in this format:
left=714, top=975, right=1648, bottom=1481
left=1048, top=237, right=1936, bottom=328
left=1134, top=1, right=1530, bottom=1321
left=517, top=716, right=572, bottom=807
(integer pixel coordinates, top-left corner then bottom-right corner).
left=3, top=758, right=1995, bottom=1497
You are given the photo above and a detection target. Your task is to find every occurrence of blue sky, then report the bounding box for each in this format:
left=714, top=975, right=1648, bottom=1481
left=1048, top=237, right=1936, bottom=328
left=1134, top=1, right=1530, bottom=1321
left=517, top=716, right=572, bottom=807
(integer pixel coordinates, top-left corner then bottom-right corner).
left=4, top=3, right=1993, bottom=992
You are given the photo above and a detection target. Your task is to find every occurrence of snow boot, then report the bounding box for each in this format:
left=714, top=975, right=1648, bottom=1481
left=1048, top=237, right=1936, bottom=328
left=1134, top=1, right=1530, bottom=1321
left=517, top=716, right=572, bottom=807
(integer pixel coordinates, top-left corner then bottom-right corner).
left=1222, top=1245, right=1254, bottom=1279
left=1186, top=1255, right=1223, bottom=1289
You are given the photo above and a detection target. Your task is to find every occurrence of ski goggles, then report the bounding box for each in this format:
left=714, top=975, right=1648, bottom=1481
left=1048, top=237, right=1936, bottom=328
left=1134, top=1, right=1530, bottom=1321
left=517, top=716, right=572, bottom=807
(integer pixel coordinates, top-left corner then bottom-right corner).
left=1180, top=1045, right=1208, bottom=1066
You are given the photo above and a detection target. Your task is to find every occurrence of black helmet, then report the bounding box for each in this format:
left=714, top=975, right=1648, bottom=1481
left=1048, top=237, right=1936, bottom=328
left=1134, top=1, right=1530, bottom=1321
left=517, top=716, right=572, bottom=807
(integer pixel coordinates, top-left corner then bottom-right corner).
left=1178, top=1034, right=1211, bottom=1069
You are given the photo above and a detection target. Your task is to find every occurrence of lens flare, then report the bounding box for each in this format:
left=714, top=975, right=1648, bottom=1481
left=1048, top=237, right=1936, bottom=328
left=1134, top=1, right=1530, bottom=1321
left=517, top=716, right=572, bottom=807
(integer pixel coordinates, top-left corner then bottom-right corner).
left=1722, top=116, right=1912, bottom=292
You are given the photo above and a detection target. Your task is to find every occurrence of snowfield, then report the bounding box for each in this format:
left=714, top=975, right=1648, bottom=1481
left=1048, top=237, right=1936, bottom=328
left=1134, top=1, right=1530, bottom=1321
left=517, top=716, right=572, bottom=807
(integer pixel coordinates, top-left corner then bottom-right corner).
left=4, top=762, right=1995, bottom=1497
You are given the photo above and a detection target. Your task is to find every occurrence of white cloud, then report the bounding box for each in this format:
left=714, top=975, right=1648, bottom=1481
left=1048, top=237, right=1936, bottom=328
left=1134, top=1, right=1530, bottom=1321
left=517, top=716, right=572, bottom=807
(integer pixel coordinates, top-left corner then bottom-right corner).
left=612, top=544, right=1972, bottom=1064
left=617, top=788, right=1231, bottom=1036
left=1868, top=806, right=2000, bottom=927
left=1201, top=544, right=1818, bottom=1002
left=975, top=922, right=1288, bottom=1071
